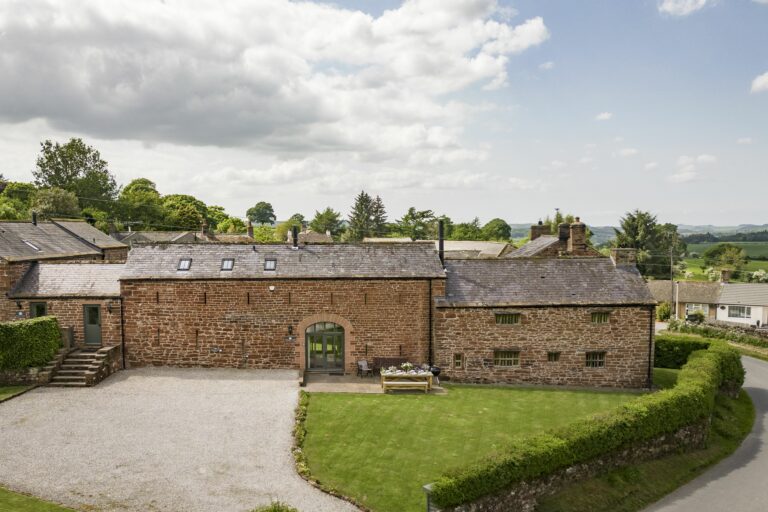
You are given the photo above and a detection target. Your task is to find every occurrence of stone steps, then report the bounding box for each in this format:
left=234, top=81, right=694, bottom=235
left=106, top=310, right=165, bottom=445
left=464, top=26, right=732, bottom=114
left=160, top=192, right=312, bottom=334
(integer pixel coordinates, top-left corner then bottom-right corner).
left=48, top=350, right=99, bottom=387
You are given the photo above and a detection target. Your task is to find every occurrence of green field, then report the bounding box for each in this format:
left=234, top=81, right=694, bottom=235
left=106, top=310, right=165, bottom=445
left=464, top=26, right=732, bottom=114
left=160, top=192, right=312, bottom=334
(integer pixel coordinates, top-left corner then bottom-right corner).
left=682, top=257, right=768, bottom=281
left=687, top=242, right=768, bottom=260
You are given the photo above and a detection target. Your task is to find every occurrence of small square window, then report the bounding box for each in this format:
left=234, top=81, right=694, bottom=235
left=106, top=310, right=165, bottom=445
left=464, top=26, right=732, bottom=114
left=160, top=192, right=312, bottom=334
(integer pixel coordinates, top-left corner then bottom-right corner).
left=495, top=313, right=521, bottom=325
left=493, top=350, right=520, bottom=367
left=591, top=312, right=610, bottom=324
left=221, top=258, right=234, bottom=271
left=264, top=258, right=277, bottom=271
left=453, top=353, right=463, bottom=369
left=547, top=351, right=561, bottom=362
left=178, top=258, right=192, bottom=271
left=586, top=351, right=606, bottom=368
left=30, top=302, right=47, bottom=318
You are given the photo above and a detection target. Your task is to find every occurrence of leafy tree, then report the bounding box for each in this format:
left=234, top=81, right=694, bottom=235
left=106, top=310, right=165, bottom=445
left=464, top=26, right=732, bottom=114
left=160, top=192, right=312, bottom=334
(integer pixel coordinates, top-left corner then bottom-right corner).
left=166, top=203, right=203, bottom=230
left=276, top=213, right=305, bottom=241
left=163, top=194, right=208, bottom=230
left=371, top=195, right=388, bottom=236
left=31, top=187, right=81, bottom=219
left=614, top=210, right=683, bottom=278
left=395, top=207, right=436, bottom=240
left=309, top=207, right=344, bottom=237
left=246, top=201, right=276, bottom=225
left=450, top=218, right=484, bottom=240
left=481, top=218, right=512, bottom=241
left=0, top=196, right=28, bottom=220
left=118, top=178, right=165, bottom=230
left=251, top=225, right=277, bottom=242
left=0, top=173, right=6, bottom=195
left=347, top=190, right=375, bottom=241
left=703, top=243, right=747, bottom=270
left=2, top=181, right=37, bottom=206
left=33, top=138, right=118, bottom=210
left=434, top=215, right=454, bottom=239
left=216, top=217, right=247, bottom=233
left=82, top=207, right=114, bottom=233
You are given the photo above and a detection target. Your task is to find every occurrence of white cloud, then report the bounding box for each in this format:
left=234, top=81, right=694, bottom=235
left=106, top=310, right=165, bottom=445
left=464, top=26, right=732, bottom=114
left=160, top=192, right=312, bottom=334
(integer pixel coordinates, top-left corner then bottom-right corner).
left=539, top=61, right=554, bottom=70
left=667, top=153, right=716, bottom=182
left=751, top=72, right=768, bottom=93
left=737, top=137, right=753, bottom=145
left=615, top=148, right=639, bottom=158
left=595, top=112, right=613, bottom=121
left=613, top=136, right=625, bottom=143
left=753, top=0, right=768, bottom=5
left=645, top=162, right=659, bottom=170
left=658, top=0, right=712, bottom=16
left=578, top=157, right=594, bottom=165
left=0, top=0, right=550, bottom=166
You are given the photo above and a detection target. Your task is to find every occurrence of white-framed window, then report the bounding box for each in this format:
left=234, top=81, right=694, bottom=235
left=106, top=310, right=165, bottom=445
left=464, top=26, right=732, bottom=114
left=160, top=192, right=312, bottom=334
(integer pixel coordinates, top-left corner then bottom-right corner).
left=264, top=258, right=277, bottom=271
left=728, top=306, right=752, bottom=319
left=221, top=258, right=234, bottom=271
left=177, top=258, right=192, bottom=271
left=685, top=303, right=709, bottom=316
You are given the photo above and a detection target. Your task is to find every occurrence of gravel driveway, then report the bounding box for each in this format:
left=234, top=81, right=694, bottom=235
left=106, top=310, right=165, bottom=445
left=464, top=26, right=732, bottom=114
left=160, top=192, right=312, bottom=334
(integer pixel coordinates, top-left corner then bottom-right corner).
left=0, top=368, right=358, bottom=512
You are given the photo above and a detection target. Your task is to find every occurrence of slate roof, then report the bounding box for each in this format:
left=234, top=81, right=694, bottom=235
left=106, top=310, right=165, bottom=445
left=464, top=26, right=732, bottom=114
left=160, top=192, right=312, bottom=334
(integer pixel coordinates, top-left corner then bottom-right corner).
left=438, top=258, right=655, bottom=307
left=720, top=284, right=768, bottom=306
left=506, top=236, right=561, bottom=258
left=121, top=243, right=445, bottom=280
left=0, top=221, right=101, bottom=261
left=115, top=231, right=198, bottom=244
left=10, top=263, right=123, bottom=298
left=53, top=220, right=127, bottom=249
left=362, top=239, right=513, bottom=259
left=646, top=280, right=722, bottom=305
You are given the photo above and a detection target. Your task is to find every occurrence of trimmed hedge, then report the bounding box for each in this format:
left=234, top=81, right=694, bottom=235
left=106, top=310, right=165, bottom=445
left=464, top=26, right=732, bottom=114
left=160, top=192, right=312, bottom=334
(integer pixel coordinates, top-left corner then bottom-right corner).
left=429, top=337, right=743, bottom=508
left=0, top=316, right=61, bottom=370
left=655, top=334, right=711, bottom=369
left=668, top=320, right=768, bottom=350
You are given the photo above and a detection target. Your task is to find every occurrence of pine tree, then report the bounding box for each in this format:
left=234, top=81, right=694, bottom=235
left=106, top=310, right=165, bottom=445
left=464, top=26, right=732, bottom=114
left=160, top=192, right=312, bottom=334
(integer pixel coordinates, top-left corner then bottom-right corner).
left=347, top=190, right=374, bottom=241
left=371, top=195, right=388, bottom=237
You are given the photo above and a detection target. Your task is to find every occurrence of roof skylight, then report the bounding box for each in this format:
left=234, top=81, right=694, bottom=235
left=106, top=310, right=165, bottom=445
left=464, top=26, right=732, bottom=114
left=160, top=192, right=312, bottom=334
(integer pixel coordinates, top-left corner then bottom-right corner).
left=178, top=258, right=192, bottom=271
left=221, top=258, right=234, bottom=271
left=264, top=258, right=277, bottom=271
left=22, top=240, right=41, bottom=252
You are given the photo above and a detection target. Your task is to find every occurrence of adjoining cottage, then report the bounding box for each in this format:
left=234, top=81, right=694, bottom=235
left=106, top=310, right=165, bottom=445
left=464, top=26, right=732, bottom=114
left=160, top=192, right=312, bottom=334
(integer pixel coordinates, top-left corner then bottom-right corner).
left=717, top=284, right=768, bottom=327
left=434, top=249, right=655, bottom=388
left=647, top=280, right=722, bottom=320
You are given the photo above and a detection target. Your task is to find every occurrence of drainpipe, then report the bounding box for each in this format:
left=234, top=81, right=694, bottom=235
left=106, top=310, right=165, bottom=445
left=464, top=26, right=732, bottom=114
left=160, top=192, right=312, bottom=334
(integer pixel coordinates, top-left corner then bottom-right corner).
left=119, top=297, right=127, bottom=370
left=647, top=306, right=654, bottom=389
left=428, top=279, right=433, bottom=366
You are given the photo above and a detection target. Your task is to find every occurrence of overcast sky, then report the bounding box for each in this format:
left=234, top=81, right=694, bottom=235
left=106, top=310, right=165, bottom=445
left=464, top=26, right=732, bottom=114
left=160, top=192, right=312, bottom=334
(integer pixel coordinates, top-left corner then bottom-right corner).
left=1, top=0, right=766, bottom=226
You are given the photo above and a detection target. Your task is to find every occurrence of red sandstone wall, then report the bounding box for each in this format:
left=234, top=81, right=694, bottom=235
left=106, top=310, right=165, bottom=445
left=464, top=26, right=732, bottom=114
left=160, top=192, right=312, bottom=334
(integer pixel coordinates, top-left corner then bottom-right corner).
left=0, top=260, right=33, bottom=321
left=8, top=298, right=122, bottom=347
left=103, top=247, right=128, bottom=262
left=434, top=305, right=653, bottom=388
left=121, top=279, right=439, bottom=373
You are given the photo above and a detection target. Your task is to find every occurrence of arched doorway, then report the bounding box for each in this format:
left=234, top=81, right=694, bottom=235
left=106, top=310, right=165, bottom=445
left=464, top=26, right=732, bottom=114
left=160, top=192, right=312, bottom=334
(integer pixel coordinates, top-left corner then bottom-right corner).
left=305, top=322, right=345, bottom=372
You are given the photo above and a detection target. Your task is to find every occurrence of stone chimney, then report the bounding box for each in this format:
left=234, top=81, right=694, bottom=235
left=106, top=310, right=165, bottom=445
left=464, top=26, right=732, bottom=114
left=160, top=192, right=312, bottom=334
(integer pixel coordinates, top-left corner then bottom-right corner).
left=558, top=222, right=570, bottom=241
left=247, top=220, right=254, bottom=238
left=720, top=269, right=732, bottom=283
left=610, top=248, right=637, bottom=267
left=568, top=217, right=587, bottom=255
left=530, top=220, right=547, bottom=241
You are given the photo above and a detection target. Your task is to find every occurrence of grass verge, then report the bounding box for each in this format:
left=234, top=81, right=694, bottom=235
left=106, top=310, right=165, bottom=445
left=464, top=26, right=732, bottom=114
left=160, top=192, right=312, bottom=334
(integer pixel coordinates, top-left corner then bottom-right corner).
left=300, top=385, right=640, bottom=512
left=0, top=487, right=74, bottom=512
left=0, top=385, right=32, bottom=402
left=537, top=389, right=754, bottom=512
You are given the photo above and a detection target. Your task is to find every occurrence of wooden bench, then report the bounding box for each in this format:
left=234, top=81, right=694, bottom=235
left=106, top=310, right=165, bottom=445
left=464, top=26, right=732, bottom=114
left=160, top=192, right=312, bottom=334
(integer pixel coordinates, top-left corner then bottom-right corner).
left=382, top=380, right=430, bottom=393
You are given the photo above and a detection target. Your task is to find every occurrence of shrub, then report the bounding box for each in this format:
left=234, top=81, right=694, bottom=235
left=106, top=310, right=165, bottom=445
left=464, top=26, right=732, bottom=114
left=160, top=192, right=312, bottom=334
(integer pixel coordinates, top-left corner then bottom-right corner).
left=654, top=334, right=710, bottom=369
left=688, top=310, right=705, bottom=324
left=656, top=302, right=672, bottom=322
left=668, top=320, right=768, bottom=350
left=428, top=337, right=742, bottom=508
left=0, top=316, right=61, bottom=370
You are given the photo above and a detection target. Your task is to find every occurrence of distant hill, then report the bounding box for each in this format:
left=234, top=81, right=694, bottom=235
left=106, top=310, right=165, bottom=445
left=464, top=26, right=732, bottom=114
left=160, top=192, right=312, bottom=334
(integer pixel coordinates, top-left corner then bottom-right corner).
left=509, top=223, right=616, bottom=246
left=676, top=224, right=768, bottom=235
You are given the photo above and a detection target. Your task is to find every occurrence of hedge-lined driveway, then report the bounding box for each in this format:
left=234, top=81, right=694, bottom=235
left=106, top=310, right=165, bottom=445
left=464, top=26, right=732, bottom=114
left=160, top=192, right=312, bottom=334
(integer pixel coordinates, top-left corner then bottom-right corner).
left=0, top=367, right=358, bottom=512
left=646, top=356, right=768, bottom=512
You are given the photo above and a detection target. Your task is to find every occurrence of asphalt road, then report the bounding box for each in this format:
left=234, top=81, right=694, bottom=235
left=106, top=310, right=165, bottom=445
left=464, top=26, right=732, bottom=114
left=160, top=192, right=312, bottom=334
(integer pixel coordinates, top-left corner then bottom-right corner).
left=646, top=356, right=768, bottom=512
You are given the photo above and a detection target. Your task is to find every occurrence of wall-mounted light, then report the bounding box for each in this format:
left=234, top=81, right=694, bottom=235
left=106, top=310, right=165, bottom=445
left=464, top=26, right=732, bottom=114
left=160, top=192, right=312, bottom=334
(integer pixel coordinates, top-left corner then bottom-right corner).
left=269, top=285, right=276, bottom=292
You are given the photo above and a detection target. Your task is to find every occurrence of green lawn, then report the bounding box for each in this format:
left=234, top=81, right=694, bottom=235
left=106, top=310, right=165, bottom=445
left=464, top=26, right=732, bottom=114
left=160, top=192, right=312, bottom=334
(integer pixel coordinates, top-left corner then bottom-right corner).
left=682, top=257, right=768, bottom=281
left=0, top=487, right=73, bottom=512
left=538, top=389, right=754, bottom=512
left=303, top=385, right=641, bottom=512
left=0, top=385, right=31, bottom=402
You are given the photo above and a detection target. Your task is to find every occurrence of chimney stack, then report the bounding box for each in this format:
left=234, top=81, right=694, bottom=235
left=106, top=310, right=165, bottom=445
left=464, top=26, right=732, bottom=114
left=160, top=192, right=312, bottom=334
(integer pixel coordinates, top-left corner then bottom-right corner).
left=438, top=219, right=445, bottom=267
left=610, top=248, right=637, bottom=267
left=558, top=222, right=570, bottom=241
left=32, top=211, right=37, bottom=226
left=530, top=220, right=546, bottom=241
left=247, top=220, right=254, bottom=239
left=568, top=217, right=587, bottom=255
left=720, top=269, right=732, bottom=283
left=291, top=225, right=299, bottom=249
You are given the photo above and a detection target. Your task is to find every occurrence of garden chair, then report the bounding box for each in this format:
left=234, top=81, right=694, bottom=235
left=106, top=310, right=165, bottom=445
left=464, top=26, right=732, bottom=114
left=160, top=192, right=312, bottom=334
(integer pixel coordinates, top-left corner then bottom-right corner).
left=357, top=360, right=374, bottom=378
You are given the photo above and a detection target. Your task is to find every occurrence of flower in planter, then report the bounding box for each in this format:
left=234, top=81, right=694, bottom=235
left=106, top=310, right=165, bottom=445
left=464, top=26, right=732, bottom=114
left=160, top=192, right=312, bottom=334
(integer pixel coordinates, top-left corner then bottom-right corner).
left=401, top=362, right=414, bottom=372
